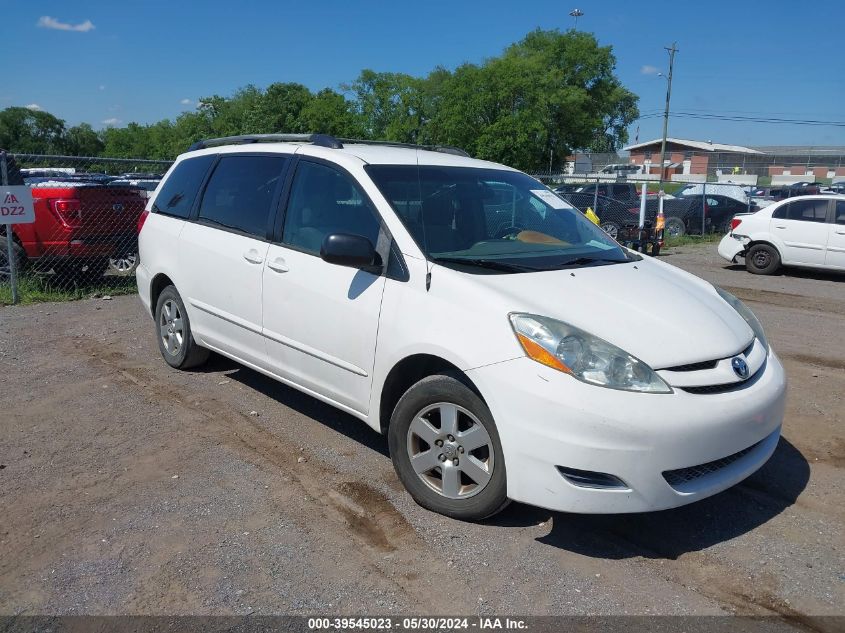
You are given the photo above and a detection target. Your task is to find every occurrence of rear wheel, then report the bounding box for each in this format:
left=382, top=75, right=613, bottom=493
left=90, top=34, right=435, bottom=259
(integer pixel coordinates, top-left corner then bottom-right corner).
left=155, top=285, right=209, bottom=369
left=388, top=373, right=509, bottom=521
left=108, top=251, right=139, bottom=276
left=665, top=217, right=686, bottom=238
left=745, top=244, right=780, bottom=275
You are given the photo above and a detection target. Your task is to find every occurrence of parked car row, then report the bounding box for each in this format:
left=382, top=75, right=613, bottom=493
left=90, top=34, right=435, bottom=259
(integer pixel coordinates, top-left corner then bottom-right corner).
left=1, top=159, right=160, bottom=280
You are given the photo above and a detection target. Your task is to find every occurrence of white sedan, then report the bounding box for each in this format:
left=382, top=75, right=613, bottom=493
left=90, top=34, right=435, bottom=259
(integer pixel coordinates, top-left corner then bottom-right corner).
left=718, top=195, right=845, bottom=274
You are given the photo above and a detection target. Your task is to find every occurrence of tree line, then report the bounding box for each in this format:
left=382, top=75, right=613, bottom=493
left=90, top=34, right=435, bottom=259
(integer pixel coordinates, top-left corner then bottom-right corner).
left=0, top=30, right=638, bottom=172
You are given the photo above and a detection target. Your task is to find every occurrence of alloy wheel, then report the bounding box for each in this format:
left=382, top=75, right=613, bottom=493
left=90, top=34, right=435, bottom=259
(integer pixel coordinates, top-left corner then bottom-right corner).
left=406, top=402, right=494, bottom=499
left=109, top=252, right=138, bottom=274
left=159, top=299, right=184, bottom=355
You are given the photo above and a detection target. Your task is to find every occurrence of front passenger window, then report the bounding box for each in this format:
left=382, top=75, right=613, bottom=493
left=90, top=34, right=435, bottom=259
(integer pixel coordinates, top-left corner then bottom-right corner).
left=282, top=161, right=382, bottom=254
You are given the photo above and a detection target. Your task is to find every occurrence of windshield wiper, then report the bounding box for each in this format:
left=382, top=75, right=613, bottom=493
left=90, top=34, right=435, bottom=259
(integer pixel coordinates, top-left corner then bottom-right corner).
left=433, top=257, right=543, bottom=272
left=555, top=256, right=627, bottom=268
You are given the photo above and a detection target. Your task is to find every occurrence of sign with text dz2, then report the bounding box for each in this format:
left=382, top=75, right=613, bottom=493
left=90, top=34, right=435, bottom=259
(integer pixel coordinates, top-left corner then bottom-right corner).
left=1, top=186, right=35, bottom=224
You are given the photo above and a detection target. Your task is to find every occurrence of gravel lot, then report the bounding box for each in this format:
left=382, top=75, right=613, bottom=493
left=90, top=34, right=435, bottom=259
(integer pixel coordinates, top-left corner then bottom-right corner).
left=0, top=243, right=842, bottom=625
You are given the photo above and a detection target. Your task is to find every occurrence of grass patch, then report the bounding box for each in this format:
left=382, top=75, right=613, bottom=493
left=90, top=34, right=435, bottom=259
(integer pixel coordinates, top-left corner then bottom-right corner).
left=664, top=233, right=721, bottom=248
left=0, top=274, right=136, bottom=307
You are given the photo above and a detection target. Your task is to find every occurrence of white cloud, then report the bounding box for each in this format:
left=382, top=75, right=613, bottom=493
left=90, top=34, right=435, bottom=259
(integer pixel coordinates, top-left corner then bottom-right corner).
left=180, top=98, right=193, bottom=106
left=37, top=16, right=96, bottom=32
left=25, top=103, right=42, bottom=111
left=102, top=118, right=122, bottom=126
left=641, top=65, right=660, bottom=75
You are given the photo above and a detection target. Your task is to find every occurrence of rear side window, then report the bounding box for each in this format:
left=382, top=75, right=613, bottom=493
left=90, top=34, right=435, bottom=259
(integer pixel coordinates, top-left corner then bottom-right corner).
left=836, top=200, right=845, bottom=225
left=198, top=155, right=288, bottom=238
left=153, top=154, right=215, bottom=219
left=773, top=199, right=829, bottom=223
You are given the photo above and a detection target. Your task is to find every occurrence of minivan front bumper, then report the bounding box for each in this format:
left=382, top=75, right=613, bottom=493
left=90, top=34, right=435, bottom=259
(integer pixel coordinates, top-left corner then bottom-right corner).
left=466, top=350, right=786, bottom=513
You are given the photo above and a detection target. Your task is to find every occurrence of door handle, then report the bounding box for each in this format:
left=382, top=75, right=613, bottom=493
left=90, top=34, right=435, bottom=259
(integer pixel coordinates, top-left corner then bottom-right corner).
left=836, top=230, right=845, bottom=235
left=774, top=225, right=786, bottom=229
left=267, top=257, right=289, bottom=273
left=243, top=249, right=264, bottom=264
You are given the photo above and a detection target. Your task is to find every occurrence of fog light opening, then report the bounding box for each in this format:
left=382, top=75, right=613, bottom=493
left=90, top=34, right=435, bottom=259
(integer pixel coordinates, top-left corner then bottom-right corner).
left=556, top=466, right=629, bottom=490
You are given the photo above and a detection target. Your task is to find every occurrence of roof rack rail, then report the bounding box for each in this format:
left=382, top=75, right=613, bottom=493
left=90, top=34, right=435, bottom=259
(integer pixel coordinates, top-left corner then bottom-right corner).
left=337, top=138, right=470, bottom=157
left=188, top=133, right=342, bottom=152
left=187, top=133, right=470, bottom=157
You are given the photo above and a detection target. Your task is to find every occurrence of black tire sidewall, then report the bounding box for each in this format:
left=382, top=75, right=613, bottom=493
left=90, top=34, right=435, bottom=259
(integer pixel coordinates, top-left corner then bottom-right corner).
left=746, top=244, right=780, bottom=275
left=155, top=286, right=196, bottom=368
left=388, top=374, right=508, bottom=521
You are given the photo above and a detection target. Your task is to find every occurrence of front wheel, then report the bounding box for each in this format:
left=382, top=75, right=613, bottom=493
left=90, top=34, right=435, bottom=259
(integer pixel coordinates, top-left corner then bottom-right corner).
left=600, top=221, right=620, bottom=240
left=745, top=244, right=780, bottom=275
left=0, top=235, right=26, bottom=279
left=388, top=373, right=509, bottom=521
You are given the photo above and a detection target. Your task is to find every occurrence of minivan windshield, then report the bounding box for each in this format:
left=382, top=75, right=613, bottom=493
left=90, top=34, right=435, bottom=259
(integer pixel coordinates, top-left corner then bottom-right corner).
left=366, top=165, right=630, bottom=272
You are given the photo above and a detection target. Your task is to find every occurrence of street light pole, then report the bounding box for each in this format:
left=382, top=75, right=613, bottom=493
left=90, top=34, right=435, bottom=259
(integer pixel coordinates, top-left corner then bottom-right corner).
left=657, top=43, right=678, bottom=194
left=569, top=9, right=583, bottom=29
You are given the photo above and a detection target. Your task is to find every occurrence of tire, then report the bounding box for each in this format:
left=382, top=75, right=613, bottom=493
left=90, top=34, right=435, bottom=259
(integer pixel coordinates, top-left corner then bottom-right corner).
left=154, top=285, right=209, bottom=369
left=0, top=235, right=27, bottom=280
left=665, top=217, right=686, bottom=238
left=108, top=251, right=139, bottom=276
left=745, top=243, right=780, bottom=275
left=388, top=373, right=509, bottom=521
left=600, top=221, right=620, bottom=240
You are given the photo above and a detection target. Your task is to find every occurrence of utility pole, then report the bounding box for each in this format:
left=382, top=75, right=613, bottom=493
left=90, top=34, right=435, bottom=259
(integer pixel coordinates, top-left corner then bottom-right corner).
left=657, top=43, right=678, bottom=220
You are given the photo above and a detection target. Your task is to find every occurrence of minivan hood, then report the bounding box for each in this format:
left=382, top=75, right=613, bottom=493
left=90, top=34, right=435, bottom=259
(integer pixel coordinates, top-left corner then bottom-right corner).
left=454, top=256, right=754, bottom=369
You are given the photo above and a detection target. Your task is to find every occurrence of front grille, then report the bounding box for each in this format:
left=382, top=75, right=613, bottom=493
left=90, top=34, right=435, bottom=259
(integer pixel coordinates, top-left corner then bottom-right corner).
left=663, top=440, right=761, bottom=487
left=665, top=359, right=719, bottom=372
left=681, top=382, right=747, bottom=395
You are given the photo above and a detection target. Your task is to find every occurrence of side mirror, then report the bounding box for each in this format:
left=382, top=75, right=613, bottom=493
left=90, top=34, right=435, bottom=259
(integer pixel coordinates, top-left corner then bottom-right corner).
left=320, top=233, right=382, bottom=271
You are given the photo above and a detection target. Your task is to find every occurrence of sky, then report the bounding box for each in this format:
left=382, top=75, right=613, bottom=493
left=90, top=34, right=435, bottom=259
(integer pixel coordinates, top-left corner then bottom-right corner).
left=3, top=0, right=844, bottom=148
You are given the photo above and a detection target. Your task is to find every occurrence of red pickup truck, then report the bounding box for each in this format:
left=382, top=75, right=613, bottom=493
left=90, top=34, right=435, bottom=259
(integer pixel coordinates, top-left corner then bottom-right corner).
left=1, top=155, right=147, bottom=280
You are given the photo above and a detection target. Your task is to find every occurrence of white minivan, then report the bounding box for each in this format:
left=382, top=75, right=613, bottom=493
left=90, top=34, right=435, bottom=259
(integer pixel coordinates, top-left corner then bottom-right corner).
left=137, top=134, right=786, bottom=520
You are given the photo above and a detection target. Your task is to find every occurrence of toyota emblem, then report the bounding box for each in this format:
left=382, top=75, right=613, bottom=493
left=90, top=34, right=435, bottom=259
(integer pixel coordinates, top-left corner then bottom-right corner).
left=113, top=203, right=124, bottom=212
left=732, top=357, right=749, bottom=379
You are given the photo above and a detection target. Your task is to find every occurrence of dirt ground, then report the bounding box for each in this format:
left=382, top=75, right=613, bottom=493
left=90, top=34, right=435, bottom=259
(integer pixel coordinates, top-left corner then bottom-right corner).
left=0, top=243, right=843, bottom=625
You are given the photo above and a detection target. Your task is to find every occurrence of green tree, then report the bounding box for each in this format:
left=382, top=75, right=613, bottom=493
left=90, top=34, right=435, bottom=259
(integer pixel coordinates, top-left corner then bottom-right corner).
left=0, top=107, right=67, bottom=154
left=300, top=89, right=362, bottom=137
left=345, top=70, right=428, bottom=142
left=429, top=29, right=639, bottom=171
left=64, top=123, right=104, bottom=156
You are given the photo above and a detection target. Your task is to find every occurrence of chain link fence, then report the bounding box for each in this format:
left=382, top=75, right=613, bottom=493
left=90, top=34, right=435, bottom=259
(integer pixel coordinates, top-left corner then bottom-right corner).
left=1, top=153, right=173, bottom=304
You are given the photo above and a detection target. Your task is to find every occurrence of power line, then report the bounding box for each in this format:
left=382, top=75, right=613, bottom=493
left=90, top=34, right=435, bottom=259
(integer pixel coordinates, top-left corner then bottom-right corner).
left=635, top=112, right=845, bottom=127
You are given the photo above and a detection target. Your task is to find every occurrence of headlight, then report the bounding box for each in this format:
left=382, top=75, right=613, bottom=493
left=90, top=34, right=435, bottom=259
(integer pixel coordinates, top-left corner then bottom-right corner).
left=509, top=313, right=672, bottom=393
left=714, top=286, right=768, bottom=352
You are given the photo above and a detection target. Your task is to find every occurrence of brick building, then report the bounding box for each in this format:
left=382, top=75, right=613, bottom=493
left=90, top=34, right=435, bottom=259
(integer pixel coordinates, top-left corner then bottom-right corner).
left=622, top=138, right=763, bottom=178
